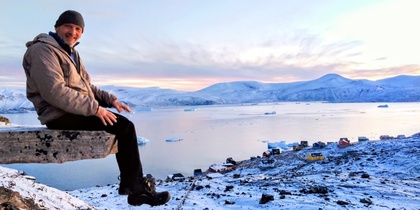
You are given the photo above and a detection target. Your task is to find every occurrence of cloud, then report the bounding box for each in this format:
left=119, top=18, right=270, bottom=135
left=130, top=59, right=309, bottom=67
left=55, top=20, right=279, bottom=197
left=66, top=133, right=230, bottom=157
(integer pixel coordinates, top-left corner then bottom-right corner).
left=80, top=25, right=420, bottom=91
left=2, top=0, right=420, bottom=91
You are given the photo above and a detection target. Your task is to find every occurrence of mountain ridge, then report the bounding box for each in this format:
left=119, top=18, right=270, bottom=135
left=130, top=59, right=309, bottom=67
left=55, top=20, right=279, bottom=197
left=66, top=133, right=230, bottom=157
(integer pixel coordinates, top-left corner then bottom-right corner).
left=1, top=73, right=419, bottom=112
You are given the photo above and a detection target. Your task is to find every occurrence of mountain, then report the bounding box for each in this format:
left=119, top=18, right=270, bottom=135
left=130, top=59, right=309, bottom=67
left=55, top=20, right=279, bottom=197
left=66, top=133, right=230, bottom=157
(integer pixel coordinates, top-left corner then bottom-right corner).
left=1, top=74, right=419, bottom=113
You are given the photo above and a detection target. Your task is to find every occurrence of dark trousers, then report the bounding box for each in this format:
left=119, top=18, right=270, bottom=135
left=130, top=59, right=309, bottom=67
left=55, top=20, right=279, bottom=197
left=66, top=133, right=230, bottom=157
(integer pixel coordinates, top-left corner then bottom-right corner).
left=46, top=112, right=143, bottom=186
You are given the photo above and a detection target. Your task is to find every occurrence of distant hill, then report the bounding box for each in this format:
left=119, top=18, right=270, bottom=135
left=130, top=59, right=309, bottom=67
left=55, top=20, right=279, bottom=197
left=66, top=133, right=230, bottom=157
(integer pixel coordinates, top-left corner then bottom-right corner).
left=194, top=73, right=420, bottom=103
left=1, top=74, right=419, bottom=113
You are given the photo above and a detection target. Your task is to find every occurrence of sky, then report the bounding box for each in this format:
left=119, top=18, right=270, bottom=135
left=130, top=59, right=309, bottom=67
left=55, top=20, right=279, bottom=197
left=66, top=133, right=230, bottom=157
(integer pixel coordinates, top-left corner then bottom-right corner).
left=1, top=0, right=419, bottom=91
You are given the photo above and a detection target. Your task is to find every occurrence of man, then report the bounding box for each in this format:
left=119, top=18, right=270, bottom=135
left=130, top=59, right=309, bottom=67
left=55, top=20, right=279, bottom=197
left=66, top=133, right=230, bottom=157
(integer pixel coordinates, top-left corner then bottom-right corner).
left=22, top=10, right=170, bottom=207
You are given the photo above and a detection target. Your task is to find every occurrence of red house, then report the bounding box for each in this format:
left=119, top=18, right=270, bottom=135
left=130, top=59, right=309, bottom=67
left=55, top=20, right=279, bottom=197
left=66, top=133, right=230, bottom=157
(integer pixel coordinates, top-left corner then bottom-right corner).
left=338, top=138, right=350, bottom=148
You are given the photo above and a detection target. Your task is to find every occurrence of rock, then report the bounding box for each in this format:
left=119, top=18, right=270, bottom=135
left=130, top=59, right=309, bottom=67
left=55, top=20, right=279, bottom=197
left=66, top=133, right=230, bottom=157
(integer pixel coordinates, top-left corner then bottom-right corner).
left=360, top=198, right=373, bottom=205
left=226, top=157, right=237, bottom=165
left=279, top=190, right=292, bottom=195
left=336, top=200, right=350, bottom=206
left=301, top=185, right=328, bottom=194
left=0, top=166, right=94, bottom=209
left=0, top=187, right=43, bottom=210
left=224, top=185, right=234, bottom=192
left=0, top=202, right=20, bottom=210
left=361, top=173, right=370, bottom=178
left=0, top=116, right=11, bottom=125
left=259, top=193, right=274, bottom=204
left=349, top=172, right=357, bottom=177
left=225, top=200, right=235, bottom=205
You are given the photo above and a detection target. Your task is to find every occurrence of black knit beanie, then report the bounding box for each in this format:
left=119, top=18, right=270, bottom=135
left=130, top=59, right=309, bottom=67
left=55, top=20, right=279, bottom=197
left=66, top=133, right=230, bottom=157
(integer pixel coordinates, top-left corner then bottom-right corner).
left=54, top=10, right=85, bottom=32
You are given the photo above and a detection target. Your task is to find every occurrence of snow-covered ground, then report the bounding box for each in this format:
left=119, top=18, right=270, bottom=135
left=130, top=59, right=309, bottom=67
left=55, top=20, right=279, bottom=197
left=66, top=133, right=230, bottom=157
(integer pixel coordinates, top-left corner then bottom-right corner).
left=67, top=137, right=420, bottom=209
left=3, top=136, right=417, bottom=209
left=0, top=166, right=93, bottom=209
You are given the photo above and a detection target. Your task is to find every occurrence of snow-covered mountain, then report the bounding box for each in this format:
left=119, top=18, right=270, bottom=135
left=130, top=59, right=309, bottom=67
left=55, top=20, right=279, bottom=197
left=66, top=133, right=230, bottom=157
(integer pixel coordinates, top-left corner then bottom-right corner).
left=1, top=74, right=419, bottom=113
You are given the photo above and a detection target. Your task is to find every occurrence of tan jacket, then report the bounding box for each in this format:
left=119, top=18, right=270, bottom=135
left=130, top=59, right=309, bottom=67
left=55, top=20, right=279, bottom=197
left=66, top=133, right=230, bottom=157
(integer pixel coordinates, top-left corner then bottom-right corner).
left=23, top=33, right=117, bottom=124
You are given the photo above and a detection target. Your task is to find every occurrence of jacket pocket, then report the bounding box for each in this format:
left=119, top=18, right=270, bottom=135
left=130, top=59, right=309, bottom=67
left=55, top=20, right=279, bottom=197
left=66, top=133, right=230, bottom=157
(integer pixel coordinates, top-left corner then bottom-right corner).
left=61, top=63, right=70, bottom=85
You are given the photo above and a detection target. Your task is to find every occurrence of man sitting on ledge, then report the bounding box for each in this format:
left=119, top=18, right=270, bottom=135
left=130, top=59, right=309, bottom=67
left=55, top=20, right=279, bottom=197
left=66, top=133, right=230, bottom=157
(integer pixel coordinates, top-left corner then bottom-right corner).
left=22, top=10, right=170, bottom=207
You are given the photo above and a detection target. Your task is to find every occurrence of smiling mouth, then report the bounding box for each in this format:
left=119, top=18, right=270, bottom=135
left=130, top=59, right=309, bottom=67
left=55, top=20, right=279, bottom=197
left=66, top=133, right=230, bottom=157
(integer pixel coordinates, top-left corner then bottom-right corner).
left=65, top=34, right=75, bottom=40
left=63, top=35, right=77, bottom=44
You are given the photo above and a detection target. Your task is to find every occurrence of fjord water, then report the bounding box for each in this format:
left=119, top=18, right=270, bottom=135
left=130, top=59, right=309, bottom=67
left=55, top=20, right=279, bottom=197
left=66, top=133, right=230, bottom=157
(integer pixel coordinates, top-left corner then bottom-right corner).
left=2, top=102, right=419, bottom=190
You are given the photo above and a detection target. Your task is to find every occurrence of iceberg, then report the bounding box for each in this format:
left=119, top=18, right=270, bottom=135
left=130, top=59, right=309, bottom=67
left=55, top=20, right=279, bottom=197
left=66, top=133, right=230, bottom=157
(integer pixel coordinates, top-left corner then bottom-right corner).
left=267, top=141, right=299, bottom=150
left=166, top=137, right=183, bottom=142
left=264, top=111, right=276, bottom=115
left=137, top=136, right=150, bottom=145
left=184, top=107, right=198, bottom=112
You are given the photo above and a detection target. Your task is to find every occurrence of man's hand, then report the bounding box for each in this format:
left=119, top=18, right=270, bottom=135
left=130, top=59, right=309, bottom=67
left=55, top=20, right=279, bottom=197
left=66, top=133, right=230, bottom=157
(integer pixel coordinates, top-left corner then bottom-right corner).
left=112, top=100, right=131, bottom=113
left=95, top=106, right=117, bottom=126
left=95, top=100, right=131, bottom=126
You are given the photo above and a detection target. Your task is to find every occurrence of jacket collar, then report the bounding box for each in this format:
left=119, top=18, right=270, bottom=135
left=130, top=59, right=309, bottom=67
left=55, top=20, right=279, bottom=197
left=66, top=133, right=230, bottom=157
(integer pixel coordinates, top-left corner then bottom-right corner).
left=48, top=32, right=79, bottom=56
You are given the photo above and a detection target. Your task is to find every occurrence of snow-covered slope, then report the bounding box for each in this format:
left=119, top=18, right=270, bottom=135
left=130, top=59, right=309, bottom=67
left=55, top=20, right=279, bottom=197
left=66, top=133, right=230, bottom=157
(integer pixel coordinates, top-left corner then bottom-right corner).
left=0, top=130, right=418, bottom=209
left=67, top=137, right=418, bottom=209
left=0, top=167, right=93, bottom=209
left=1, top=74, right=419, bottom=113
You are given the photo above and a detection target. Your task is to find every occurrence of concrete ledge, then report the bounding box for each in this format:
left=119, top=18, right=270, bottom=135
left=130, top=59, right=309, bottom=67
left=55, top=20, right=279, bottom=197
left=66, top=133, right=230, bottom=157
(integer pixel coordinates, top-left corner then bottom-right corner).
left=0, top=127, right=117, bottom=164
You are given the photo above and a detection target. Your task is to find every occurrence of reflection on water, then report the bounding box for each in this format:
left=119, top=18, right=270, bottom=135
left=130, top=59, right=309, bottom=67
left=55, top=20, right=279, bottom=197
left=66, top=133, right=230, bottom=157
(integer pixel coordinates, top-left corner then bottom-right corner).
left=1, top=102, right=419, bottom=190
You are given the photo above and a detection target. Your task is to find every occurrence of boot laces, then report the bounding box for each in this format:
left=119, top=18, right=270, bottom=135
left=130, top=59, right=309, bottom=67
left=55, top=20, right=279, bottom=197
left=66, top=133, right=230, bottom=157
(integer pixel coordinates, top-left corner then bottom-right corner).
left=143, top=177, right=156, bottom=194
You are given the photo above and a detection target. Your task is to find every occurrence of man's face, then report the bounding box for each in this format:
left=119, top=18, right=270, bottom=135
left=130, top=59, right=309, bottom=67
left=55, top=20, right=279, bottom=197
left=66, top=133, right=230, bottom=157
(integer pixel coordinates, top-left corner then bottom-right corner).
left=55, top=23, right=83, bottom=47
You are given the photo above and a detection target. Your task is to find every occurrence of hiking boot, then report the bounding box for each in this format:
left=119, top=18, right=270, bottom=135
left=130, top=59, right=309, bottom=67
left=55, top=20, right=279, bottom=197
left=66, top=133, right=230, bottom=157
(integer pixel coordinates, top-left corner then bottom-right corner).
left=118, top=175, right=131, bottom=195
left=127, top=176, right=171, bottom=206
left=118, top=182, right=131, bottom=195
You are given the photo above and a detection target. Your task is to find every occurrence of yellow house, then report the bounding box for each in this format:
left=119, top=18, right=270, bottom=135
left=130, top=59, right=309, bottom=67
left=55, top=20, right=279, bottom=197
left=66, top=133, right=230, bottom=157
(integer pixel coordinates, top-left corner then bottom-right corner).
left=306, top=152, right=325, bottom=161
